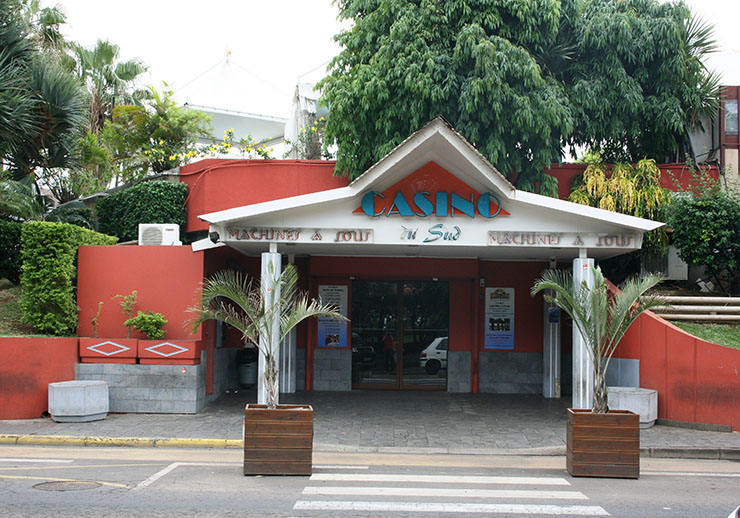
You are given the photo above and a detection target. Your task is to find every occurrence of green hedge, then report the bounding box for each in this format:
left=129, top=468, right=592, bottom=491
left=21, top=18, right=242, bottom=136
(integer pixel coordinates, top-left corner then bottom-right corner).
left=97, top=180, right=188, bottom=242
left=0, top=219, right=22, bottom=284
left=20, top=221, right=117, bottom=336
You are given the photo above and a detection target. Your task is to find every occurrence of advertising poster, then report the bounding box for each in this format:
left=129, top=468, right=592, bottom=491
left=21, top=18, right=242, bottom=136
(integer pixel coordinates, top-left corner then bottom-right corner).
left=484, top=287, right=515, bottom=350
left=317, top=285, right=348, bottom=348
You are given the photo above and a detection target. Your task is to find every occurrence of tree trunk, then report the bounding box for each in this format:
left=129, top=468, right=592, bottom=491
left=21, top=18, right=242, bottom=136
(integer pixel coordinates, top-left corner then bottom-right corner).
left=264, top=353, right=279, bottom=409
left=593, top=371, right=609, bottom=413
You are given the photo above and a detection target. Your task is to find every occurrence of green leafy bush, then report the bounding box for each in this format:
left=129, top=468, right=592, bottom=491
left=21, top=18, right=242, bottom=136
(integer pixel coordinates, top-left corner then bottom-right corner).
left=669, top=188, right=740, bottom=294
left=97, top=180, right=187, bottom=242
left=125, top=310, right=167, bottom=340
left=20, top=221, right=117, bottom=335
left=0, top=219, right=22, bottom=284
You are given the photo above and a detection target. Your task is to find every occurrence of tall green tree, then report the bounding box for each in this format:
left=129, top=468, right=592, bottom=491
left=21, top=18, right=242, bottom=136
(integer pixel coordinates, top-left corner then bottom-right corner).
left=0, top=0, right=86, bottom=182
left=320, top=0, right=718, bottom=193
left=566, top=0, right=719, bottom=163
left=320, top=0, right=570, bottom=194
left=71, top=39, right=149, bottom=134
left=100, top=86, right=211, bottom=183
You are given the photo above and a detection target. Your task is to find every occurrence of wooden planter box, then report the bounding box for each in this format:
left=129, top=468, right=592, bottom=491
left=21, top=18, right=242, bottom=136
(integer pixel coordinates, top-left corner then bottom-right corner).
left=137, top=339, right=201, bottom=365
left=567, top=408, right=640, bottom=479
left=79, top=338, right=137, bottom=364
left=244, top=404, right=313, bottom=476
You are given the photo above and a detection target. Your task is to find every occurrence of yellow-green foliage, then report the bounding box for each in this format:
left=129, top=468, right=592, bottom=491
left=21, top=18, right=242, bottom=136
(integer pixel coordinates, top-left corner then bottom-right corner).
left=20, top=222, right=117, bottom=335
left=569, top=158, right=671, bottom=253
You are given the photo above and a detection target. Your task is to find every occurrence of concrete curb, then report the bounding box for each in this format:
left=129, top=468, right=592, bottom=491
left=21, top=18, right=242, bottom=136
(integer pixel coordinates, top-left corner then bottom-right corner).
left=0, top=434, right=242, bottom=449
left=2, top=434, right=739, bottom=460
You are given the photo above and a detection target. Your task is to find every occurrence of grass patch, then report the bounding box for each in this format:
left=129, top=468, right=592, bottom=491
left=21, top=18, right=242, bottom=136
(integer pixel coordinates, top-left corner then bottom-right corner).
left=671, top=321, right=740, bottom=350
left=0, top=279, right=37, bottom=336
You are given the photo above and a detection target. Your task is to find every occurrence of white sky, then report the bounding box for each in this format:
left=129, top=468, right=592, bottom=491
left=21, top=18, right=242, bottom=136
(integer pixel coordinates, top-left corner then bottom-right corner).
left=54, top=0, right=740, bottom=118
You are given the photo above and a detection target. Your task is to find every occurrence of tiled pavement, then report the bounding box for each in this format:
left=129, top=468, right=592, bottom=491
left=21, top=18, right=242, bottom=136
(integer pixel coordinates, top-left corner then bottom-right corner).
left=1, top=391, right=739, bottom=455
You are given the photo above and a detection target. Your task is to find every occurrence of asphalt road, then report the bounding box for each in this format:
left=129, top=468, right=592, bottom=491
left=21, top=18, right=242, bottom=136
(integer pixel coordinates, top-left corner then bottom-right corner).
left=1, top=446, right=738, bottom=517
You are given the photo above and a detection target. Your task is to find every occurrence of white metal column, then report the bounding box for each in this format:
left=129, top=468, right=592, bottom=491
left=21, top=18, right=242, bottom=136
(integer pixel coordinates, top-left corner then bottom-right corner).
left=572, top=251, right=595, bottom=409
left=258, top=245, right=281, bottom=405
left=279, top=254, right=297, bottom=393
left=542, top=277, right=561, bottom=398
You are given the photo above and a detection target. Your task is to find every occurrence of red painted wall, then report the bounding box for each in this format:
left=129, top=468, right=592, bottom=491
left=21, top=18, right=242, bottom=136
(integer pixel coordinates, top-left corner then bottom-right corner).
left=618, top=311, right=740, bottom=431
left=0, top=337, right=78, bottom=419
left=543, top=163, right=720, bottom=200
left=179, top=160, right=348, bottom=233
left=77, top=246, right=205, bottom=340
left=479, top=261, right=548, bottom=353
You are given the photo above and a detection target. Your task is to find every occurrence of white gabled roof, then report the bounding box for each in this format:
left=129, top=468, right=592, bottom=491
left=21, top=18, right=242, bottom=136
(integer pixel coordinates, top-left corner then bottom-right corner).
left=200, top=116, right=661, bottom=234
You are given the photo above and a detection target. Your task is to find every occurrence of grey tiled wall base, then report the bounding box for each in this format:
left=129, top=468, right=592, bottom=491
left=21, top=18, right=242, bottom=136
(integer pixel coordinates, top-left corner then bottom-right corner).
left=313, top=348, right=351, bottom=391
left=447, top=351, right=471, bottom=392
left=478, top=351, right=542, bottom=394
left=75, top=362, right=212, bottom=414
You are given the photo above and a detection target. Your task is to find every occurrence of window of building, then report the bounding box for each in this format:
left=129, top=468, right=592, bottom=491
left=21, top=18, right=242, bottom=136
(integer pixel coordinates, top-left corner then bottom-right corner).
left=726, top=99, right=739, bottom=136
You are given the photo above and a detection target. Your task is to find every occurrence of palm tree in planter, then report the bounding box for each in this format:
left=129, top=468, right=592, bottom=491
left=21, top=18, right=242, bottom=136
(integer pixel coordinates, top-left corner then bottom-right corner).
left=531, top=265, right=663, bottom=478
left=190, top=263, right=346, bottom=475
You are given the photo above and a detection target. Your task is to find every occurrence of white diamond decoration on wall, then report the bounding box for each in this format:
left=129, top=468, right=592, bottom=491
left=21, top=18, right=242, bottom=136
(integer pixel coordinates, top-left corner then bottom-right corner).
left=86, top=341, right=131, bottom=356
left=144, top=342, right=189, bottom=357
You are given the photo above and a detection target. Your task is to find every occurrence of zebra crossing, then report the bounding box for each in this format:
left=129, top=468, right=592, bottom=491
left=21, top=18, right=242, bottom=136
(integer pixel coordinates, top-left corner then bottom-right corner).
left=292, top=469, right=610, bottom=516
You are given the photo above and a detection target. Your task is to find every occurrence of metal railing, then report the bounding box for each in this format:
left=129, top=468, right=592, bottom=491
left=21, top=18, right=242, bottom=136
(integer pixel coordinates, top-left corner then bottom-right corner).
left=651, top=296, right=740, bottom=322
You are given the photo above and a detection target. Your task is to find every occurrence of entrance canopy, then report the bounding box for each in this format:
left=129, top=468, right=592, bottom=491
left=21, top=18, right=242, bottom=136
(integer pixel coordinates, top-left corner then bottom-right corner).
left=199, top=117, right=662, bottom=261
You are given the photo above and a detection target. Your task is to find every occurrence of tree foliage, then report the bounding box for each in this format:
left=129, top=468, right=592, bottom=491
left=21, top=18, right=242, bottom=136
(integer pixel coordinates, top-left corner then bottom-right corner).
left=0, top=0, right=86, bottom=182
left=320, top=0, right=718, bottom=193
left=98, top=86, right=211, bottom=183
left=70, top=39, right=149, bottom=134
left=568, top=157, right=671, bottom=256
left=669, top=177, right=740, bottom=294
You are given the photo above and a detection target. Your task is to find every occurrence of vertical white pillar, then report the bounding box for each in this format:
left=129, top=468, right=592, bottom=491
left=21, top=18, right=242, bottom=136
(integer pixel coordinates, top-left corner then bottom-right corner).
left=572, top=250, right=594, bottom=409
left=258, top=246, right=281, bottom=405
left=542, top=264, right=561, bottom=398
left=280, top=254, right=297, bottom=393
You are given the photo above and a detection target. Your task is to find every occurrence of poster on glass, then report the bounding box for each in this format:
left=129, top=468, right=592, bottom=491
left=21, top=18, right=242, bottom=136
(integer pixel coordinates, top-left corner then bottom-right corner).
left=484, top=287, right=514, bottom=350
left=317, top=285, right=348, bottom=348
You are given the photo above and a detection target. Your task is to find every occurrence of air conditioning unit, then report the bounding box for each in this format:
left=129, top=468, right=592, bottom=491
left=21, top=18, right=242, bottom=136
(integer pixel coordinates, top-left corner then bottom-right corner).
left=138, top=224, right=181, bottom=246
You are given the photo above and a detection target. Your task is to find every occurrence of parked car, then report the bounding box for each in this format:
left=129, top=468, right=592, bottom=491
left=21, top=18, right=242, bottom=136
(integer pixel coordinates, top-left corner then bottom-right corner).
left=419, top=336, right=448, bottom=374
left=351, top=333, right=376, bottom=369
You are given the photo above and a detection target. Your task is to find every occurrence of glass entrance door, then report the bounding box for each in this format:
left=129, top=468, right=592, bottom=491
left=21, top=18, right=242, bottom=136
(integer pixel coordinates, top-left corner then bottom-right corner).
left=351, top=280, right=449, bottom=389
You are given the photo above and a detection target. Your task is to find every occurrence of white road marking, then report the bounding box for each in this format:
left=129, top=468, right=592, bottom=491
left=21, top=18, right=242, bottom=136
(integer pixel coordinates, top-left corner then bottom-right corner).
left=134, top=461, right=238, bottom=491
left=312, top=465, right=369, bottom=470
left=0, top=458, right=73, bottom=463
left=303, top=486, right=588, bottom=499
left=309, top=473, right=570, bottom=485
left=293, top=500, right=610, bottom=515
left=643, top=471, right=740, bottom=478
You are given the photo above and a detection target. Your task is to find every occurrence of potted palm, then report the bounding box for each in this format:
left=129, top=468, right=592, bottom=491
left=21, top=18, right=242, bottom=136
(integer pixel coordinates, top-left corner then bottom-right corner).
left=531, top=265, right=662, bottom=479
left=190, top=263, right=345, bottom=475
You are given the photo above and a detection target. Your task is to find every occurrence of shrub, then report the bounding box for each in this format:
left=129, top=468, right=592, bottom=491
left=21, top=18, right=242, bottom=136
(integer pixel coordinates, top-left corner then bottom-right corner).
left=669, top=188, right=740, bottom=294
left=125, top=310, right=167, bottom=340
left=20, top=221, right=117, bottom=335
left=0, top=219, right=22, bottom=284
left=97, top=180, right=187, bottom=242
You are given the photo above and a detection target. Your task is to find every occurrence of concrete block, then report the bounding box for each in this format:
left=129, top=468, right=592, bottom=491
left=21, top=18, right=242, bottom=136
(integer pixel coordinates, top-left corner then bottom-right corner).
left=48, top=380, right=109, bottom=422
left=608, top=386, right=658, bottom=428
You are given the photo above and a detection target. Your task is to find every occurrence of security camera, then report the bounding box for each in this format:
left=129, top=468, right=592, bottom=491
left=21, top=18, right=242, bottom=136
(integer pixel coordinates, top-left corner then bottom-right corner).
left=209, top=231, right=220, bottom=244
left=549, top=257, right=557, bottom=269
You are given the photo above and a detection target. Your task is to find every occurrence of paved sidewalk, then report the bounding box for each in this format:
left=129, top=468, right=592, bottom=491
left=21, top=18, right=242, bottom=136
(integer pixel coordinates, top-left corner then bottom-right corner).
left=1, top=391, right=739, bottom=458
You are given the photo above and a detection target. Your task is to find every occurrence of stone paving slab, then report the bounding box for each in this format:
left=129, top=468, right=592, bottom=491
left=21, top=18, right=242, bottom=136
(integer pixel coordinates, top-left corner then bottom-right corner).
left=1, top=391, right=738, bottom=455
